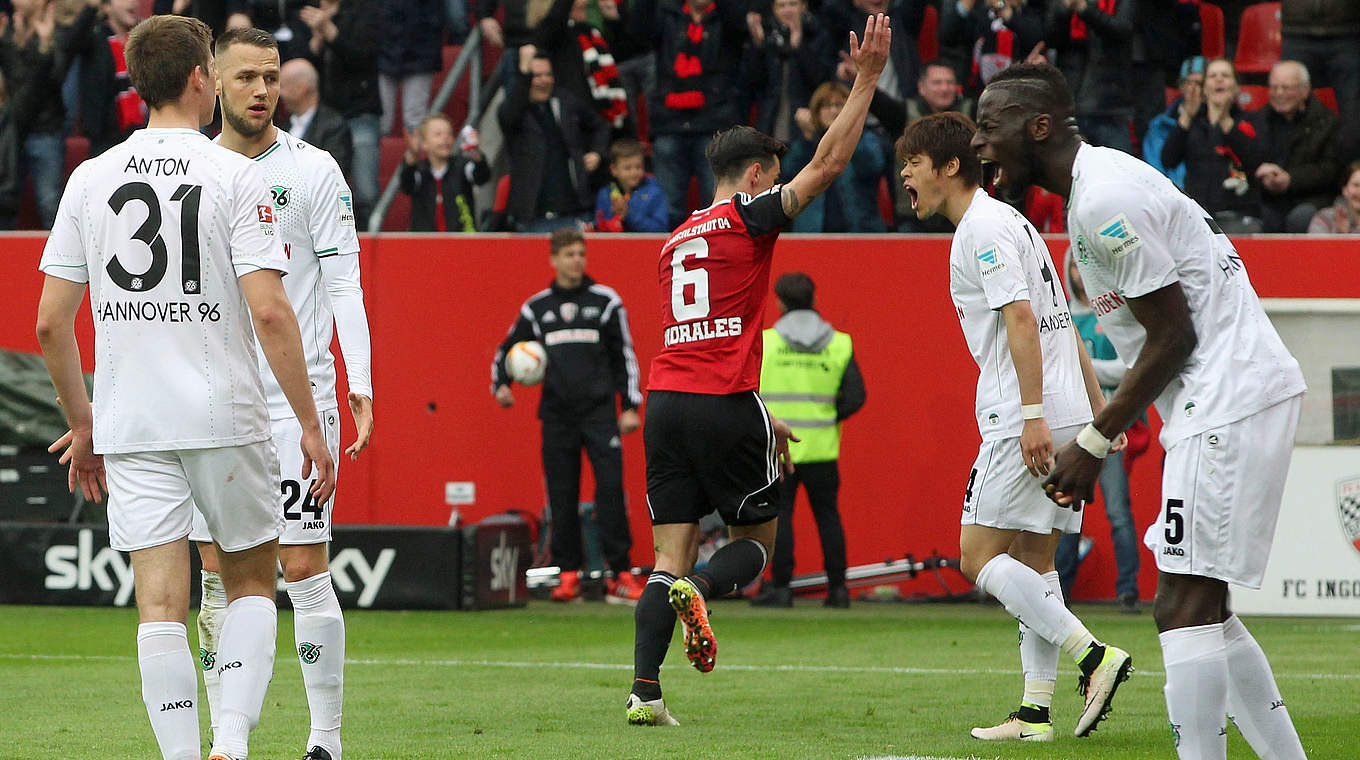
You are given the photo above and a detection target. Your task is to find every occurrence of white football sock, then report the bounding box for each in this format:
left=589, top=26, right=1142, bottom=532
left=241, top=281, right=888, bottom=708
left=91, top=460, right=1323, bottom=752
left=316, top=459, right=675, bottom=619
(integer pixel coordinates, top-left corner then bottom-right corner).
left=137, top=621, right=201, bottom=760
left=1017, top=570, right=1063, bottom=708
left=1223, top=615, right=1307, bottom=760
left=287, top=571, right=345, bottom=759
left=197, top=570, right=228, bottom=738
left=213, top=595, right=278, bottom=759
left=1161, top=623, right=1229, bottom=760
left=976, top=554, right=1090, bottom=656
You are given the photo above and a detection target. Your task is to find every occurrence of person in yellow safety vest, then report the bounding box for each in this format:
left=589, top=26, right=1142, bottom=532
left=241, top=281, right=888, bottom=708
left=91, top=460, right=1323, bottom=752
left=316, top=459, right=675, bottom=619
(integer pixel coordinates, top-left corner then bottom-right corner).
left=752, top=272, right=866, bottom=608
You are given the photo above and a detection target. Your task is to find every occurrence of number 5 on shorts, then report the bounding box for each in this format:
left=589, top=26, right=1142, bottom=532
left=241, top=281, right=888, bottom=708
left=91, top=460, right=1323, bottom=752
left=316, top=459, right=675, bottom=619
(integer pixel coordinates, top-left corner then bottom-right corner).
left=1164, top=498, right=1185, bottom=545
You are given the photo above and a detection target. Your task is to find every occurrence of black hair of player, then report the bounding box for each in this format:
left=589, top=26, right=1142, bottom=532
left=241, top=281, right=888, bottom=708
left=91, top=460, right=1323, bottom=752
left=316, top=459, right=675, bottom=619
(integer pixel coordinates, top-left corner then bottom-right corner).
left=706, top=126, right=788, bottom=184
left=550, top=226, right=585, bottom=255
left=984, top=62, right=1075, bottom=120
left=125, top=15, right=213, bottom=109
left=774, top=272, right=815, bottom=311
left=897, top=112, right=982, bottom=187
left=214, top=26, right=279, bottom=58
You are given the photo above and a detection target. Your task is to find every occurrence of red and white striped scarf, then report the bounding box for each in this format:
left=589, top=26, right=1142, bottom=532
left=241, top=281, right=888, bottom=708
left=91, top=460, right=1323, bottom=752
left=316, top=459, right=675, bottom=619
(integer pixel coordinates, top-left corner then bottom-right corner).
left=575, top=23, right=628, bottom=129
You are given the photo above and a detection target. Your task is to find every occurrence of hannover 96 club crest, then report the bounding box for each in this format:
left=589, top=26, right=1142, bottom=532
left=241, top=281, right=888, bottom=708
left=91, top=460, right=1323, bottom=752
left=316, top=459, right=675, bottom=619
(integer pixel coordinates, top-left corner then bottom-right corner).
left=1337, top=476, right=1360, bottom=556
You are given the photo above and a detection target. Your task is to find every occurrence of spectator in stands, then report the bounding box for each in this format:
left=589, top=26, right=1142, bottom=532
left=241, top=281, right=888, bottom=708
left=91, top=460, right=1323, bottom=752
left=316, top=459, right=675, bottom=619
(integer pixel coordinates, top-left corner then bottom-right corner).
left=0, top=64, right=48, bottom=229
left=1161, top=57, right=1264, bottom=233
left=937, top=0, right=1044, bottom=97
left=477, top=0, right=542, bottom=85
left=782, top=82, right=887, bottom=232
left=377, top=0, right=445, bottom=137
left=1281, top=0, right=1360, bottom=162
left=1129, top=0, right=1200, bottom=149
left=497, top=46, right=608, bottom=231
left=0, top=0, right=68, bottom=230
left=533, top=0, right=630, bottom=138
left=597, top=0, right=653, bottom=133
left=1308, top=161, right=1360, bottom=234
left=1248, top=60, right=1340, bottom=233
left=302, top=0, right=381, bottom=229
left=594, top=137, right=668, bottom=232
left=746, top=0, right=835, bottom=143
left=826, top=0, right=926, bottom=106
left=65, top=0, right=147, bottom=157
left=630, top=0, right=749, bottom=227
left=1044, top=0, right=1136, bottom=154
left=225, top=0, right=313, bottom=61
left=280, top=57, right=353, bottom=179
left=401, top=113, right=490, bottom=231
left=1142, top=54, right=1203, bottom=190
left=903, top=59, right=974, bottom=128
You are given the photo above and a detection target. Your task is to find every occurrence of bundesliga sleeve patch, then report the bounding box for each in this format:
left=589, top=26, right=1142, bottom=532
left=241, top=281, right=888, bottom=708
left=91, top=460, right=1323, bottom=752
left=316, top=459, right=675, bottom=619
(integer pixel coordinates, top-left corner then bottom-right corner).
left=338, top=192, right=355, bottom=227
left=976, top=245, right=1006, bottom=279
left=1096, top=212, right=1142, bottom=258
left=257, top=204, right=275, bottom=235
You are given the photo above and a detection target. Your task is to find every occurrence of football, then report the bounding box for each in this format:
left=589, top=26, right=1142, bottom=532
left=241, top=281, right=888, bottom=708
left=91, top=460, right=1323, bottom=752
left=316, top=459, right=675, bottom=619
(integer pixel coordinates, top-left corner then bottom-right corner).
left=506, top=340, right=548, bottom=386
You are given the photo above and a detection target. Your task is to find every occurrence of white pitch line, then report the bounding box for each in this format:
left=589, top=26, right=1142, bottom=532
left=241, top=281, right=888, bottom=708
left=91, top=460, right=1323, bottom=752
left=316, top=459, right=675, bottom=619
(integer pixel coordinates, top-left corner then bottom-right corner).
left=3, top=652, right=1359, bottom=681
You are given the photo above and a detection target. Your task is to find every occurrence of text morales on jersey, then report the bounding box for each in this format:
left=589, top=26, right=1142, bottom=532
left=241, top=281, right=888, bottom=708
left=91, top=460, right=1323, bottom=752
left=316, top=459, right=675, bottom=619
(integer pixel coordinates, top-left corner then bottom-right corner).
left=124, top=156, right=191, bottom=176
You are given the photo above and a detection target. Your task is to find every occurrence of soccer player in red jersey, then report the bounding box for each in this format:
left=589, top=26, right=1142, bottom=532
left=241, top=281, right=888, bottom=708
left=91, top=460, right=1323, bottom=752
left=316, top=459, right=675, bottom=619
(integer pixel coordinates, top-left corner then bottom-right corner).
left=623, top=12, right=892, bottom=727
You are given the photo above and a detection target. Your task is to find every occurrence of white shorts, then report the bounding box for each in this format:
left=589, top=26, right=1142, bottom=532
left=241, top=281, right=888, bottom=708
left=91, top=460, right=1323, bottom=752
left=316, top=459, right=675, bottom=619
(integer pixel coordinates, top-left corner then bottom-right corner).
left=1145, top=395, right=1301, bottom=588
left=961, top=424, right=1085, bottom=535
left=106, top=440, right=282, bottom=553
left=190, top=412, right=340, bottom=546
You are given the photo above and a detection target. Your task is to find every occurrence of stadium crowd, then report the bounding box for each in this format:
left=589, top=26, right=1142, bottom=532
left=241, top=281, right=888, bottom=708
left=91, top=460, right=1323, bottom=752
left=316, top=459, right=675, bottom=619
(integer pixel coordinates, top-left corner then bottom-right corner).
left=1, top=0, right=1358, bottom=233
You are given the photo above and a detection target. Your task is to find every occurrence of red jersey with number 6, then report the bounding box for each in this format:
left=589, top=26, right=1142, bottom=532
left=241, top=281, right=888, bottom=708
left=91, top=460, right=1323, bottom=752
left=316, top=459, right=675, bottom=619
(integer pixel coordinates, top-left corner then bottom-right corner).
left=648, top=187, right=790, bottom=395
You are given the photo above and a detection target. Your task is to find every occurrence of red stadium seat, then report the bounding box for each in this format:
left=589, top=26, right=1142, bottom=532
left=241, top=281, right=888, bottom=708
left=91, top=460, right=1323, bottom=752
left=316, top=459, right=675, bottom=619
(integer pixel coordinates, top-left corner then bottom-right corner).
left=918, top=5, right=939, bottom=64
left=1237, top=84, right=1270, bottom=111
left=1234, top=2, right=1281, bottom=75
left=1314, top=86, right=1338, bottom=113
left=1199, top=2, right=1225, bottom=60
left=377, top=136, right=411, bottom=230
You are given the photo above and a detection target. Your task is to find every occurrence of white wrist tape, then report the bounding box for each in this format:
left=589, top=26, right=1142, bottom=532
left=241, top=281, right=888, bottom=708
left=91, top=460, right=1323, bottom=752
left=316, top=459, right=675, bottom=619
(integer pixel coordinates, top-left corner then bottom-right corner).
left=1020, top=404, right=1045, bottom=421
left=1076, top=423, right=1113, bottom=459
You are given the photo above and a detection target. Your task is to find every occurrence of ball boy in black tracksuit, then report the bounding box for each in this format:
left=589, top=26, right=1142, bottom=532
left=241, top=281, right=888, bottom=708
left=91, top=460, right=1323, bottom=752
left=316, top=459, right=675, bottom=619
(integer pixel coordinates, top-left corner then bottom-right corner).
left=491, top=227, right=645, bottom=602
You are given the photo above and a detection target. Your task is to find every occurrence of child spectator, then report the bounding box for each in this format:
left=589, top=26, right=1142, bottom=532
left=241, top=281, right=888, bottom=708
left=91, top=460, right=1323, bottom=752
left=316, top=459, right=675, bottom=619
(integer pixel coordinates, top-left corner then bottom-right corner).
left=594, top=138, right=668, bottom=232
left=399, top=114, right=491, bottom=232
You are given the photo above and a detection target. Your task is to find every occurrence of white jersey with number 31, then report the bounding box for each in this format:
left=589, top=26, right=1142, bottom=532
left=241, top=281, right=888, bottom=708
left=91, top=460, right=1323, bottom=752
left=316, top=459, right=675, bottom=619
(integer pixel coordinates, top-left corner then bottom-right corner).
left=39, top=127, right=288, bottom=454
left=229, top=128, right=361, bottom=419
left=950, top=188, right=1091, bottom=441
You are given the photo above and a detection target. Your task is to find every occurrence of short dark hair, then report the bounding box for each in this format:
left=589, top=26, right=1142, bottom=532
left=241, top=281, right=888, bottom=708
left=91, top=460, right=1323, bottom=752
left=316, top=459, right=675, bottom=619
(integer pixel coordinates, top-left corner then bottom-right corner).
left=214, top=26, right=279, bottom=58
left=984, top=62, right=1075, bottom=118
left=897, top=112, right=982, bottom=187
left=706, top=126, right=788, bottom=184
left=919, top=59, right=955, bottom=79
left=550, top=226, right=585, bottom=254
left=774, top=272, right=815, bottom=311
left=609, top=138, right=645, bottom=164
left=125, top=15, right=213, bottom=109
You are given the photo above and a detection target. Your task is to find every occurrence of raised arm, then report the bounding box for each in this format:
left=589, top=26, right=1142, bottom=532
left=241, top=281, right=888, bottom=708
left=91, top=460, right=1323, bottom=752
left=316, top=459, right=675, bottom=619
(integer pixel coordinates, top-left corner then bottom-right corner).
left=779, top=13, right=891, bottom=219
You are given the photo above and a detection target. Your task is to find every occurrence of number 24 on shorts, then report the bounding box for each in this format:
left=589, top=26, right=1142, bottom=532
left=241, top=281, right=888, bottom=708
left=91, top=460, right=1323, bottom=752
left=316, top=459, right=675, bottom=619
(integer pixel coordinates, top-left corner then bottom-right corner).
left=282, top=479, right=325, bottom=520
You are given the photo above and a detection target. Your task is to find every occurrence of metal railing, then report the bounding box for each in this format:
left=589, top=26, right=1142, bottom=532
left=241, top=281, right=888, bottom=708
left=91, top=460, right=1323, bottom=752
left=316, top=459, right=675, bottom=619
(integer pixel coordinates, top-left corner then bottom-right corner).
left=366, top=27, right=484, bottom=233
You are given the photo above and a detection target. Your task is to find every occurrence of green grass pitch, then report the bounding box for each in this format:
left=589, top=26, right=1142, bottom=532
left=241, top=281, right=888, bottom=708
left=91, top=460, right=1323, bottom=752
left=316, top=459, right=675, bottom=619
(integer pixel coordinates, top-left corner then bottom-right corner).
left=1, top=602, right=1354, bottom=759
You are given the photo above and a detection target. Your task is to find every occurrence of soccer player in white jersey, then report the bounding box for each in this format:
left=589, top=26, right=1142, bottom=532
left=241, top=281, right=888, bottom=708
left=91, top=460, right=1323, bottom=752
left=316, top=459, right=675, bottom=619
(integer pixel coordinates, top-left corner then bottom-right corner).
left=35, top=15, right=336, bottom=760
left=974, top=62, right=1309, bottom=760
left=190, top=28, right=373, bottom=760
left=898, top=111, right=1132, bottom=742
